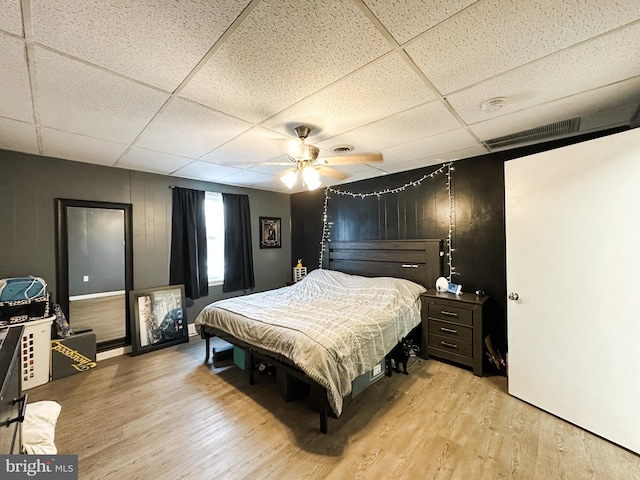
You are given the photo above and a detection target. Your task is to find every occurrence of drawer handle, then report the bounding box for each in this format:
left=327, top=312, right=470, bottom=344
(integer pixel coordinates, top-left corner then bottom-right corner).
left=401, top=264, right=419, bottom=268
left=440, top=327, right=458, bottom=334
left=440, top=310, right=458, bottom=317
left=2, top=393, right=28, bottom=428
left=441, top=341, right=458, bottom=349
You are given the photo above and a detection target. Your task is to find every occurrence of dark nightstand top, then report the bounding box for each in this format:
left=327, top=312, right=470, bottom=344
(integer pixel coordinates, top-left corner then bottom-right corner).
left=422, top=289, right=489, bottom=306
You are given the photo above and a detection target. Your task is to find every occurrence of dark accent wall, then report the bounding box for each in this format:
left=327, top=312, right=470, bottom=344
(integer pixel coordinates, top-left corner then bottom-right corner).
left=0, top=149, right=292, bottom=325
left=290, top=127, right=630, bottom=357
left=291, top=156, right=506, bottom=353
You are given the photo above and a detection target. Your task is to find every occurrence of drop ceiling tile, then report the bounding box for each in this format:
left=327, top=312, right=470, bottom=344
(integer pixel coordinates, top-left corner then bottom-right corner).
left=579, top=102, right=640, bottom=132
left=448, top=22, right=640, bottom=125
left=381, top=128, right=481, bottom=165
left=40, top=128, right=128, bottom=166
left=180, top=0, right=392, bottom=123
left=248, top=160, right=295, bottom=176
left=469, top=76, right=640, bottom=141
left=171, top=160, right=242, bottom=183
left=406, top=0, right=640, bottom=94
left=329, top=164, right=388, bottom=188
left=378, top=159, right=439, bottom=174
left=135, top=98, right=251, bottom=159
left=437, top=145, right=489, bottom=162
left=30, top=0, right=251, bottom=91
left=34, top=47, right=170, bottom=143
left=380, top=145, right=488, bottom=174
left=116, top=147, right=191, bottom=174
left=316, top=100, right=461, bottom=154
left=363, top=0, right=476, bottom=44
left=263, top=53, right=437, bottom=139
left=0, top=35, right=33, bottom=123
left=0, top=0, right=23, bottom=36
left=321, top=163, right=373, bottom=176
left=375, top=158, right=444, bottom=174
left=0, top=117, right=38, bottom=155
left=200, top=127, right=291, bottom=166
left=247, top=175, right=299, bottom=194
left=216, top=169, right=278, bottom=187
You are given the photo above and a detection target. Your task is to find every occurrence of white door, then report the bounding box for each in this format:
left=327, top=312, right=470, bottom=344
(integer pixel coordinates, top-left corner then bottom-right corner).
left=505, top=128, right=640, bottom=455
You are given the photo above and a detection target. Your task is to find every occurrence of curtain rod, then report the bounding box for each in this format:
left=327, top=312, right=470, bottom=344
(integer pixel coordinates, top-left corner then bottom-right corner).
left=168, top=185, right=250, bottom=196
left=168, top=185, right=204, bottom=190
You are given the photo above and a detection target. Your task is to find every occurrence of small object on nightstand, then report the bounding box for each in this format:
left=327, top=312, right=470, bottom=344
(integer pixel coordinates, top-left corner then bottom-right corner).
left=447, top=282, right=463, bottom=295
left=435, top=276, right=449, bottom=292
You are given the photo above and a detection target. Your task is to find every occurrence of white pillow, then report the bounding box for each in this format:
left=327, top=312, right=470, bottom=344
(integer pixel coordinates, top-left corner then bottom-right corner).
left=22, top=400, right=61, bottom=455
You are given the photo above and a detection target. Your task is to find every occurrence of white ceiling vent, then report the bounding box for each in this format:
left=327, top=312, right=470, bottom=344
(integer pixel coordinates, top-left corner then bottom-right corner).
left=331, top=144, right=355, bottom=154
left=485, top=117, right=581, bottom=150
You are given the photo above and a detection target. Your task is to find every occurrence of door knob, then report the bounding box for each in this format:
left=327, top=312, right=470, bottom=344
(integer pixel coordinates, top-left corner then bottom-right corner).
left=508, top=292, right=519, bottom=301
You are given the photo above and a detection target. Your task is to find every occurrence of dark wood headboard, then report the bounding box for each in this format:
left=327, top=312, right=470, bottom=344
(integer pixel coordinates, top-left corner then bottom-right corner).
left=324, top=239, right=443, bottom=289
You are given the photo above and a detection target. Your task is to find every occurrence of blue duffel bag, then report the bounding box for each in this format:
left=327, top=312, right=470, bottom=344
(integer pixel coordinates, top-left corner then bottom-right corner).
left=0, top=276, right=47, bottom=302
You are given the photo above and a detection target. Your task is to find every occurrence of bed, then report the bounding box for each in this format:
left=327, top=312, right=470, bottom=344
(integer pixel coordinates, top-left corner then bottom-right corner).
left=195, top=239, right=443, bottom=433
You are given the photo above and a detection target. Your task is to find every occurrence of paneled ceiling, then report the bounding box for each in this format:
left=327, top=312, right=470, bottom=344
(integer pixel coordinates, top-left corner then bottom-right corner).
left=1, top=0, right=639, bottom=193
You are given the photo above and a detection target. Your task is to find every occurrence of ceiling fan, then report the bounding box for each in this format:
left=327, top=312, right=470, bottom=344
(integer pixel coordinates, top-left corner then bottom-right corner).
left=279, top=125, right=383, bottom=190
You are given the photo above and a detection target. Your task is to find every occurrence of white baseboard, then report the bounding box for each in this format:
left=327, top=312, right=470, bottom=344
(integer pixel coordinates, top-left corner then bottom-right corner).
left=188, top=323, right=198, bottom=337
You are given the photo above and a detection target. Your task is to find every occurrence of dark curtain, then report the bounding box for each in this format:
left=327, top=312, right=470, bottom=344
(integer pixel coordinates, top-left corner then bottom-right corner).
left=222, top=193, right=255, bottom=292
left=169, top=187, right=208, bottom=299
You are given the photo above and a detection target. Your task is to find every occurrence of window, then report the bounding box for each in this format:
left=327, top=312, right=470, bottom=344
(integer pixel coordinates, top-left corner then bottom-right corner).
left=204, top=192, right=224, bottom=284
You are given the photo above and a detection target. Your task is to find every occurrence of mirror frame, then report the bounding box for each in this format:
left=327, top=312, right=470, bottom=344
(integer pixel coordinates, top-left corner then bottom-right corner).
left=55, top=198, right=134, bottom=351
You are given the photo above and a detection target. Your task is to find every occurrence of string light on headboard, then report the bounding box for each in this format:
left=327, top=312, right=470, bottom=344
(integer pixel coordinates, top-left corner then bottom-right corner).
left=319, top=163, right=456, bottom=280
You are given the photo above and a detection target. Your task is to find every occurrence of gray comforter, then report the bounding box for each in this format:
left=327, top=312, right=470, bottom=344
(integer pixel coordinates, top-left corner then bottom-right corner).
left=195, top=269, right=425, bottom=415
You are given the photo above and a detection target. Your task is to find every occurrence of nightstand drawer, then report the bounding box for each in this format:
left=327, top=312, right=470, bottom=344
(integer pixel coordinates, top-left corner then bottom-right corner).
left=429, top=333, right=472, bottom=357
left=428, top=302, right=473, bottom=326
left=428, top=319, right=472, bottom=343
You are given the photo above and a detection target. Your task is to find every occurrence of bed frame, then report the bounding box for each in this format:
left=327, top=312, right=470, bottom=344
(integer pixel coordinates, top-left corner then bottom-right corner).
left=201, top=239, right=443, bottom=433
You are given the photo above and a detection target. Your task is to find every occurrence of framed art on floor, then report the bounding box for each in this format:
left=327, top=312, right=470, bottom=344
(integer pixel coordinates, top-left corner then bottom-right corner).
left=129, top=285, right=188, bottom=355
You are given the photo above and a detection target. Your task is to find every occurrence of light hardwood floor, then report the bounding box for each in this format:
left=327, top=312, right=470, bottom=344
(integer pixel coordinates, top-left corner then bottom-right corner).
left=28, top=337, right=639, bottom=479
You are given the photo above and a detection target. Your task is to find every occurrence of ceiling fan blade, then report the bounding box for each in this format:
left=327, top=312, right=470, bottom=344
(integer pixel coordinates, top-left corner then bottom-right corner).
left=265, top=161, right=297, bottom=166
left=318, top=153, right=383, bottom=165
left=316, top=166, right=350, bottom=181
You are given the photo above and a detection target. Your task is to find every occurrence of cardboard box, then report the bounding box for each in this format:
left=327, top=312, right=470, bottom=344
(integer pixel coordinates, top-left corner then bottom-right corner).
left=50, top=331, right=97, bottom=380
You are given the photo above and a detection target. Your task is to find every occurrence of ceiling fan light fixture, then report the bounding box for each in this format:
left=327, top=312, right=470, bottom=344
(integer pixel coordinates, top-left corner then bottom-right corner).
left=281, top=170, right=298, bottom=189
left=302, top=165, right=321, bottom=190
left=289, top=143, right=319, bottom=162
left=302, top=164, right=320, bottom=182
left=306, top=177, right=322, bottom=190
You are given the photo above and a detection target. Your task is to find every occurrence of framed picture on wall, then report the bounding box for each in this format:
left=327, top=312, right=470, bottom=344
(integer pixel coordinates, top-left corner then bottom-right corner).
left=129, top=285, right=188, bottom=355
left=259, top=217, right=281, bottom=249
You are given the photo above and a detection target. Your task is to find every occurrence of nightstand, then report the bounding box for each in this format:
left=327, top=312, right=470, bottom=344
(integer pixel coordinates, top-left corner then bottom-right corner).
left=421, top=289, right=489, bottom=376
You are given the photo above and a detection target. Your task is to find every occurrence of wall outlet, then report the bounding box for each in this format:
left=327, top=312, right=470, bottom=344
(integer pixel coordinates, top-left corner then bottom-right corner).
left=83, top=275, right=89, bottom=282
